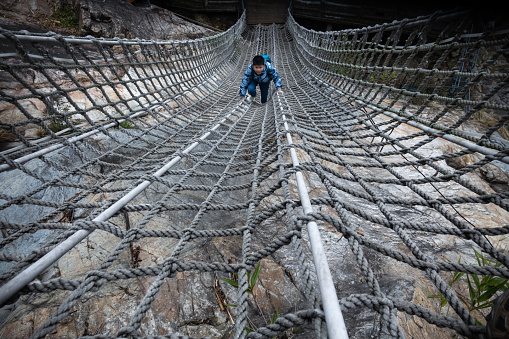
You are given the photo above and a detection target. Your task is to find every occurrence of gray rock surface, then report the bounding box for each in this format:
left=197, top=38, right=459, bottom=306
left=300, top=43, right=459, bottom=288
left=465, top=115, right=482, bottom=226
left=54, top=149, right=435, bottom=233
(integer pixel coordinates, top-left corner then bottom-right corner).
left=79, top=0, right=214, bottom=40
left=0, top=0, right=214, bottom=40
left=1, top=126, right=507, bottom=338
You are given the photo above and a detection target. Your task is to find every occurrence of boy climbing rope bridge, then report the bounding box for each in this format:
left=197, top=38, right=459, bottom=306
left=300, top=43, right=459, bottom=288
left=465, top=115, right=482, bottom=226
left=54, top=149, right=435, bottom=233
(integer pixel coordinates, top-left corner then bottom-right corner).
left=239, top=55, right=283, bottom=104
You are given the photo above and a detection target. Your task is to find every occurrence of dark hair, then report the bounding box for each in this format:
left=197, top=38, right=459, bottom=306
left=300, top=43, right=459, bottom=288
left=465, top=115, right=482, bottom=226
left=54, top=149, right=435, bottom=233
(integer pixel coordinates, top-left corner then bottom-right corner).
left=252, top=55, right=265, bottom=65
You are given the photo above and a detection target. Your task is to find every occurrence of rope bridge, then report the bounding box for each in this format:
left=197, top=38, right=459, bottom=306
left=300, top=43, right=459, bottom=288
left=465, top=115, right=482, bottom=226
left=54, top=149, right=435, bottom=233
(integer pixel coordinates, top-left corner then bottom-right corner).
left=0, top=8, right=508, bottom=338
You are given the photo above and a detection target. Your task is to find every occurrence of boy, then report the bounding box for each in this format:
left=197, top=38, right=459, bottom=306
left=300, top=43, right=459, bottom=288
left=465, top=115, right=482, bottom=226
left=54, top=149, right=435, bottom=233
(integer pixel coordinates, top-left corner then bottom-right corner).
left=239, top=55, right=283, bottom=103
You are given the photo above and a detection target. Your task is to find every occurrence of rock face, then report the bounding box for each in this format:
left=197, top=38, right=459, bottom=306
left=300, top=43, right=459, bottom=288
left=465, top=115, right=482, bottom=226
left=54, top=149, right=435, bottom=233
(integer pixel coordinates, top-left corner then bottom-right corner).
left=0, top=136, right=314, bottom=337
left=79, top=0, right=214, bottom=40
left=0, top=0, right=63, bottom=19
left=1, top=123, right=508, bottom=338
left=0, top=0, right=214, bottom=40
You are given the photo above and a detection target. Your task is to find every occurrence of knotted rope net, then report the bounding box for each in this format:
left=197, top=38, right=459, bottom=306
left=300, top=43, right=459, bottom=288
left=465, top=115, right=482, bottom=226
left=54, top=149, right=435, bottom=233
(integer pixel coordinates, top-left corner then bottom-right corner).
left=0, top=8, right=508, bottom=339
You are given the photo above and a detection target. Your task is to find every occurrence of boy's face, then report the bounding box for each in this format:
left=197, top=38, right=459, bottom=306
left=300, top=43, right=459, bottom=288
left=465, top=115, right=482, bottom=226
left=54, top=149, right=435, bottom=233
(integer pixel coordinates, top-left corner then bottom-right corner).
left=253, top=64, right=264, bottom=75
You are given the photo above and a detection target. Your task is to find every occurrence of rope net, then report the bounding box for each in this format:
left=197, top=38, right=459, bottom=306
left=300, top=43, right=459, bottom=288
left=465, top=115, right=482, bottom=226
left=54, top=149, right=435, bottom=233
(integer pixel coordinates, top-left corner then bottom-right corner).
left=0, top=8, right=508, bottom=339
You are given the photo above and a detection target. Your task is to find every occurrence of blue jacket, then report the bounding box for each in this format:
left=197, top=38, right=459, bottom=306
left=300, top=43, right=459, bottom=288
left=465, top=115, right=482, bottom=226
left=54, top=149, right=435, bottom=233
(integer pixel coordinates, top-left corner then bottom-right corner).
left=239, top=62, right=282, bottom=96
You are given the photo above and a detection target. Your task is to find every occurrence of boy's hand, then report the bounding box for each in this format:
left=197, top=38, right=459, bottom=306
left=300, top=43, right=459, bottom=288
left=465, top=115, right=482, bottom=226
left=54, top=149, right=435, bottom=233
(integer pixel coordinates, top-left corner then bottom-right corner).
left=277, top=89, right=284, bottom=94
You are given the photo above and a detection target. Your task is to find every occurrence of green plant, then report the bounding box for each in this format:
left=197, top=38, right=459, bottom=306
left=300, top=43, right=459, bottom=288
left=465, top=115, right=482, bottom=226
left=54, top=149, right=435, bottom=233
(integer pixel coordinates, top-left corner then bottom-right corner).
left=44, top=115, right=81, bottom=135
left=245, top=310, right=294, bottom=339
left=270, top=310, right=279, bottom=325
left=50, top=6, right=80, bottom=29
left=368, top=70, right=398, bottom=84
left=460, top=249, right=508, bottom=314
left=425, top=247, right=509, bottom=325
left=47, top=117, right=69, bottom=133
left=425, top=257, right=464, bottom=308
left=119, top=120, right=136, bottom=129
left=263, top=136, right=276, bottom=147
left=35, top=128, right=48, bottom=138
left=220, top=261, right=261, bottom=295
left=269, top=311, right=280, bottom=339
left=220, top=262, right=266, bottom=333
left=220, top=263, right=298, bottom=337
left=329, top=64, right=348, bottom=76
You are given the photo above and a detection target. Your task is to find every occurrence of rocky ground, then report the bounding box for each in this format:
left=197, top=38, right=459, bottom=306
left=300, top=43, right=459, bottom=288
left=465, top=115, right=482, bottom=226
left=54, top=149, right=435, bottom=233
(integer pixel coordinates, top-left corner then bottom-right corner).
left=1, top=114, right=507, bottom=338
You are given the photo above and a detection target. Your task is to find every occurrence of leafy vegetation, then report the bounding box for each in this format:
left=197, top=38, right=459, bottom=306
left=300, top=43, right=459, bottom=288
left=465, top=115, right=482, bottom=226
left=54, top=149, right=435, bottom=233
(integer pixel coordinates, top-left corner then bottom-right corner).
left=425, top=246, right=509, bottom=325
left=50, top=6, right=80, bottom=30
left=37, top=116, right=77, bottom=137
left=37, top=108, right=80, bottom=137
left=220, top=262, right=298, bottom=337
left=119, top=120, right=136, bottom=129
left=368, top=70, right=398, bottom=84
left=220, top=261, right=261, bottom=295
left=246, top=310, right=290, bottom=338
left=47, top=117, right=69, bottom=133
